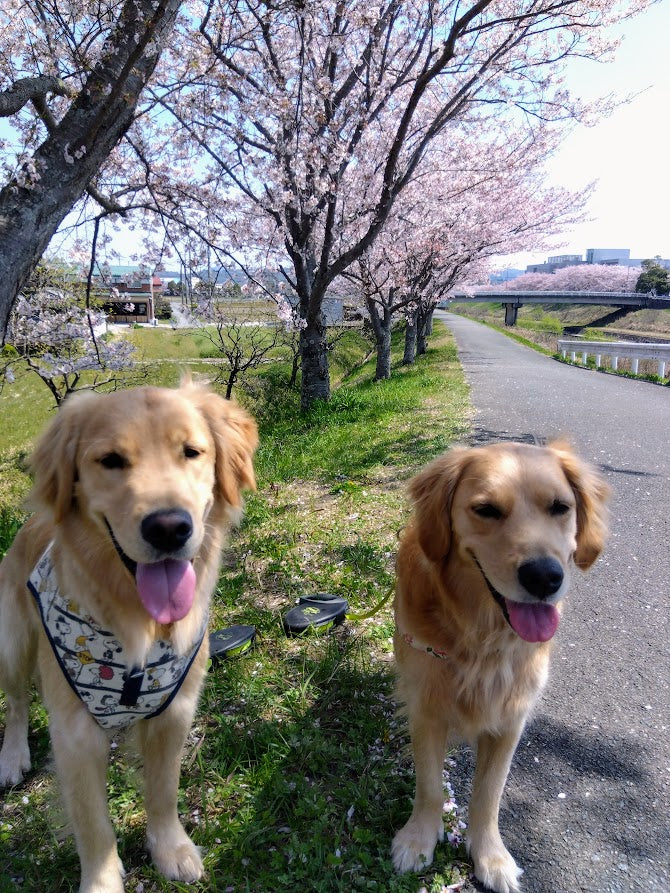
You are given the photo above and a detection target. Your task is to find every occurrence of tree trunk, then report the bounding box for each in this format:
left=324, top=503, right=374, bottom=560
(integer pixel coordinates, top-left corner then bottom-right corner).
left=289, top=350, right=300, bottom=388
left=0, top=0, right=181, bottom=342
left=363, top=295, right=393, bottom=381
left=417, top=326, right=428, bottom=355
left=417, top=306, right=432, bottom=355
left=300, top=318, right=330, bottom=411
left=403, top=312, right=417, bottom=365
left=375, top=323, right=392, bottom=380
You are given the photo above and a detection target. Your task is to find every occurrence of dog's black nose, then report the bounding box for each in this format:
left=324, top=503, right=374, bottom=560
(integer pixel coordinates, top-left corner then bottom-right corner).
left=518, top=557, right=564, bottom=600
left=141, top=509, right=193, bottom=553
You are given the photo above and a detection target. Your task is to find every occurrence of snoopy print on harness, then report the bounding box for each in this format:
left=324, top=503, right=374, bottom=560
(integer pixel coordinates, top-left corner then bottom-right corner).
left=27, top=544, right=205, bottom=731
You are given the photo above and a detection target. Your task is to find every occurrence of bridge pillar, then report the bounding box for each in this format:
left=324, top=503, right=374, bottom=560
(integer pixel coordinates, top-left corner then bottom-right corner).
left=503, top=302, right=519, bottom=326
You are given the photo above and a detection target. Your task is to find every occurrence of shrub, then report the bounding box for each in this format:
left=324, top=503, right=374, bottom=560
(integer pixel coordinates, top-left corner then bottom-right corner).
left=0, top=507, right=24, bottom=558
left=155, top=299, right=173, bottom=320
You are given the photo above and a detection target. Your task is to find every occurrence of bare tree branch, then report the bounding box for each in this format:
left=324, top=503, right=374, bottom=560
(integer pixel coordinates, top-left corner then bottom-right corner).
left=0, top=76, right=74, bottom=117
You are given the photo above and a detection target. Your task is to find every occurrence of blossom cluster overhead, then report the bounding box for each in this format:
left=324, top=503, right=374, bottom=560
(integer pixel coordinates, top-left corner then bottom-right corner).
left=0, top=0, right=652, bottom=280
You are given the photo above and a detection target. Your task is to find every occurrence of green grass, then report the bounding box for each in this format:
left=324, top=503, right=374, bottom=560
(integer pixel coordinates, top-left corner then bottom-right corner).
left=0, top=507, right=25, bottom=559
left=0, top=365, right=56, bottom=453
left=124, top=326, right=245, bottom=361
left=0, top=322, right=472, bottom=892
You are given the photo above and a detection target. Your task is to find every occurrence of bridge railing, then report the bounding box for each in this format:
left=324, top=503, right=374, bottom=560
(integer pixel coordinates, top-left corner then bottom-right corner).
left=451, top=290, right=643, bottom=300
left=557, top=339, right=670, bottom=379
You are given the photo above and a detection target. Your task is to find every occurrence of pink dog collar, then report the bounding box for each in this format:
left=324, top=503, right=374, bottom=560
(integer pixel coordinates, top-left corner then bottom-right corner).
left=399, top=630, right=450, bottom=660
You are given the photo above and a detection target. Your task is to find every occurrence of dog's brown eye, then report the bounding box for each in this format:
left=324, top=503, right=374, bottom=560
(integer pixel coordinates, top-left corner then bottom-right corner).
left=549, top=500, right=571, bottom=516
left=99, top=452, right=128, bottom=470
left=183, top=445, right=201, bottom=459
left=473, top=503, right=503, bottom=520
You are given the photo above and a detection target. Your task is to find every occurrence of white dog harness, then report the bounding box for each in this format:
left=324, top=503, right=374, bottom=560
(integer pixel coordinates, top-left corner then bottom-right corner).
left=27, top=544, right=206, bottom=731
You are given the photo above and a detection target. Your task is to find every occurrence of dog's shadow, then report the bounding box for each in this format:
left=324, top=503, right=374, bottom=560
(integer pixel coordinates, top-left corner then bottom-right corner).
left=449, top=714, right=668, bottom=892
left=107, top=628, right=430, bottom=891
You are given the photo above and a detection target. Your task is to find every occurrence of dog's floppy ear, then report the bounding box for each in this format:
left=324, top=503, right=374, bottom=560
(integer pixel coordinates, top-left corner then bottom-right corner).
left=550, top=441, right=610, bottom=570
left=186, top=382, right=258, bottom=508
left=29, top=391, right=98, bottom=522
left=409, top=447, right=471, bottom=563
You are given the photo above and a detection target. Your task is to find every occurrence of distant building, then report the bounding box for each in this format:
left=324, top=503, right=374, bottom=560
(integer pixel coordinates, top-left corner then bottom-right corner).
left=93, top=264, right=161, bottom=323
left=525, top=263, right=555, bottom=274
left=154, top=269, right=183, bottom=285
left=548, top=254, right=583, bottom=266
left=524, top=253, right=582, bottom=274
left=585, top=248, right=630, bottom=265
left=525, top=248, right=670, bottom=275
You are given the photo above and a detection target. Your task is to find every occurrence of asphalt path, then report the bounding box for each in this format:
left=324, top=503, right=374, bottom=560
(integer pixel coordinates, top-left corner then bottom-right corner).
left=434, top=312, right=669, bottom=893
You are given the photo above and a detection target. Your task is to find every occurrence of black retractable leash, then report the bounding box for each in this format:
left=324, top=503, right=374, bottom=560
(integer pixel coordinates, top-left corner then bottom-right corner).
left=209, top=586, right=394, bottom=665
left=209, top=624, right=256, bottom=663
left=282, top=592, right=349, bottom=636
left=283, top=586, right=394, bottom=636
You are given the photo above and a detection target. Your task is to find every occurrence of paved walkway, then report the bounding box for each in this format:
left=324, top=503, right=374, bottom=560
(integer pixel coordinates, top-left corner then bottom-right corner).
left=435, top=312, right=669, bottom=893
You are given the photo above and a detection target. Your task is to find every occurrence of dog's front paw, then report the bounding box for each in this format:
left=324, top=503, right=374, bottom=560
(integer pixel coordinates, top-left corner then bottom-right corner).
left=392, top=816, right=444, bottom=873
left=0, top=744, right=31, bottom=787
left=149, top=827, right=204, bottom=883
left=469, top=838, right=523, bottom=893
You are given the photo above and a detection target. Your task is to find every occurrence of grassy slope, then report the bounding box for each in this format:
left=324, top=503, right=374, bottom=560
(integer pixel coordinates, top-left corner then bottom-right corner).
left=449, top=301, right=670, bottom=343
left=1, top=324, right=472, bottom=893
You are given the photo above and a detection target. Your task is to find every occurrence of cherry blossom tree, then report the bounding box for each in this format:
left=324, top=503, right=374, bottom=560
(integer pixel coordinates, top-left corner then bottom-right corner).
left=275, top=295, right=308, bottom=388
left=505, top=264, right=636, bottom=292
left=0, top=0, right=654, bottom=411
left=347, top=128, right=592, bottom=378
left=152, top=0, right=652, bottom=409
left=0, top=0, right=183, bottom=340
left=2, top=263, right=137, bottom=406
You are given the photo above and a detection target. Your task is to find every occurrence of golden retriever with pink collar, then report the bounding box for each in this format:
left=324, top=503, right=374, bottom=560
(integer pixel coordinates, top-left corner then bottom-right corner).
left=392, top=441, right=609, bottom=893
left=0, top=381, right=257, bottom=893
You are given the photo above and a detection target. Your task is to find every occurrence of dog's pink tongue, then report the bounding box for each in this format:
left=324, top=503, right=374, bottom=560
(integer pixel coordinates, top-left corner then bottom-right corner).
left=135, top=559, right=196, bottom=624
left=505, top=599, right=559, bottom=643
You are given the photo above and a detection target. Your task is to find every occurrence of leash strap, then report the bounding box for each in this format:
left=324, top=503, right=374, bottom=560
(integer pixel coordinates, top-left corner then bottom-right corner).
left=345, top=584, right=395, bottom=621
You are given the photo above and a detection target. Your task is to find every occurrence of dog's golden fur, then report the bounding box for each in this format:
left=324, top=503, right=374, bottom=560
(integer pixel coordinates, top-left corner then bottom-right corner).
left=392, top=441, right=609, bottom=893
left=0, top=381, right=257, bottom=893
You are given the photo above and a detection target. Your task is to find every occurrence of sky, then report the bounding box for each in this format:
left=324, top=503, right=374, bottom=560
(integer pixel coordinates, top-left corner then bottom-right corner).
left=497, top=0, right=670, bottom=270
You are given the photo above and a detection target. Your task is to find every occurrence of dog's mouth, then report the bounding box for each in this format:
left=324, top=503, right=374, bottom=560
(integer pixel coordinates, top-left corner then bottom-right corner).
left=105, top=519, right=196, bottom=625
left=470, top=553, right=559, bottom=643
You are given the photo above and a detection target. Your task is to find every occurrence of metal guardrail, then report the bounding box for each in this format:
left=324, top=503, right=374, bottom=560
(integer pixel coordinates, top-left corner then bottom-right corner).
left=557, top=339, right=670, bottom=378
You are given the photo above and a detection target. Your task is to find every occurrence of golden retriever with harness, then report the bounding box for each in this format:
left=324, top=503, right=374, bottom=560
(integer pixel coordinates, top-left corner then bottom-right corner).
left=0, top=381, right=257, bottom=893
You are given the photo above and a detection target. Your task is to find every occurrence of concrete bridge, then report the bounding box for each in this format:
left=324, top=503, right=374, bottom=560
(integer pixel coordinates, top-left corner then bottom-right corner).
left=444, top=290, right=670, bottom=325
